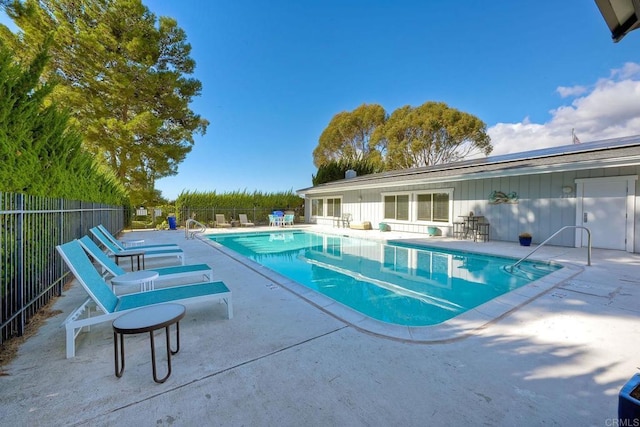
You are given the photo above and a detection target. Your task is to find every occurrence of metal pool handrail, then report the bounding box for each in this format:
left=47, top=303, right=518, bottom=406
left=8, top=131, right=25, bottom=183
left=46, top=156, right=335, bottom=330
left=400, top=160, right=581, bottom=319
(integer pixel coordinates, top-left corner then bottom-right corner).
left=185, top=218, right=207, bottom=239
left=510, top=226, right=591, bottom=271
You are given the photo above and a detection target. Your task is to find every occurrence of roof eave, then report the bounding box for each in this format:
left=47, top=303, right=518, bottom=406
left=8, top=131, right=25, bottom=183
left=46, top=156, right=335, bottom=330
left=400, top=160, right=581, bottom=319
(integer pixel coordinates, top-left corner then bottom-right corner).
left=298, top=155, right=640, bottom=196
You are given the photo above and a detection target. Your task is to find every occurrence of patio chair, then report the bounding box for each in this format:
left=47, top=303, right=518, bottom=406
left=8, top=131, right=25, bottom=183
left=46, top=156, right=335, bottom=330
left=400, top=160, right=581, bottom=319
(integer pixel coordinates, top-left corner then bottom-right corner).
left=238, top=214, right=255, bottom=227
left=215, top=214, right=232, bottom=228
left=90, top=227, right=185, bottom=265
left=78, top=236, right=212, bottom=285
left=56, top=240, right=232, bottom=358
left=282, top=214, right=295, bottom=226
left=268, top=214, right=278, bottom=227
left=96, top=224, right=179, bottom=250
left=341, top=213, right=351, bottom=228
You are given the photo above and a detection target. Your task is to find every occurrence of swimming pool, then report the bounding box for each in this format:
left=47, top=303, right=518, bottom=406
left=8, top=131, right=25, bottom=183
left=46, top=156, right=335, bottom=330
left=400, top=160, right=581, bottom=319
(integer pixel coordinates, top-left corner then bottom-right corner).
left=208, top=231, right=563, bottom=327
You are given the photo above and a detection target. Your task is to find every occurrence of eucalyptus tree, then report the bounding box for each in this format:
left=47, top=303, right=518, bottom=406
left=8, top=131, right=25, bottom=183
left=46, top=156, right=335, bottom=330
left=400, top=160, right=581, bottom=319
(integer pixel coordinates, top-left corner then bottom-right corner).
left=313, top=103, right=386, bottom=168
left=0, top=0, right=208, bottom=204
left=374, top=101, right=492, bottom=170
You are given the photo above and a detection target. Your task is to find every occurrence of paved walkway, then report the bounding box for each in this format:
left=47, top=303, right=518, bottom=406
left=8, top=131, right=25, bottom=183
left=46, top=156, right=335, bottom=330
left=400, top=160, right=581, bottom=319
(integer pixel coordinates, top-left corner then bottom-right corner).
left=2, top=225, right=640, bottom=426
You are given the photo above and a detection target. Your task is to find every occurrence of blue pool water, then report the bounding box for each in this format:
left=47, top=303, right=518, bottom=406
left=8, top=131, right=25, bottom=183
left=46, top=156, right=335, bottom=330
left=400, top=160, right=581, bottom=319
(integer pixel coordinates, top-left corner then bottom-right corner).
left=209, top=231, right=561, bottom=326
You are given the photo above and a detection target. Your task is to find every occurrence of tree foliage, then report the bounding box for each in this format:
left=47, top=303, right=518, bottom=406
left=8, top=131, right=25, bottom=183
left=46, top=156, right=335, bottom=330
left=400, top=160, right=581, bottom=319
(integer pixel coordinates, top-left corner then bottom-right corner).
left=0, top=41, right=127, bottom=204
left=312, top=101, right=492, bottom=183
left=375, top=102, right=492, bottom=170
left=313, top=103, right=386, bottom=168
left=0, top=0, right=208, bottom=205
left=312, top=158, right=383, bottom=186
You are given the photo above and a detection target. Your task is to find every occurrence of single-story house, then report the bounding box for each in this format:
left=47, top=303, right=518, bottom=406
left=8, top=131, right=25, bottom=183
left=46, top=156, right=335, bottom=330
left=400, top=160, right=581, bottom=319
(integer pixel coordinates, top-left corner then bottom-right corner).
left=297, top=135, right=640, bottom=253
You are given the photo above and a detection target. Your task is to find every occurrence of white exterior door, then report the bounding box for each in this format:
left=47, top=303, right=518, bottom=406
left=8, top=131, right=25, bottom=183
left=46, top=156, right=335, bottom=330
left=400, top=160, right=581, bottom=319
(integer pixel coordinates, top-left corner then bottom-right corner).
left=576, top=176, right=636, bottom=251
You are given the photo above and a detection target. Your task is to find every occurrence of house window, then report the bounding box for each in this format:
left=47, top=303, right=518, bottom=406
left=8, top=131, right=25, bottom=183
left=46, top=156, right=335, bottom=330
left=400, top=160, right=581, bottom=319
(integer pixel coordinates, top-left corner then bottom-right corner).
left=417, top=192, right=450, bottom=223
left=383, top=246, right=410, bottom=274
left=326, top=198, right=341, bottom=217
left=326, top=236, right=342, bottom=257
left=311, top=199, right=323, bottom=216
left=383, top=194, right=409, bottom=220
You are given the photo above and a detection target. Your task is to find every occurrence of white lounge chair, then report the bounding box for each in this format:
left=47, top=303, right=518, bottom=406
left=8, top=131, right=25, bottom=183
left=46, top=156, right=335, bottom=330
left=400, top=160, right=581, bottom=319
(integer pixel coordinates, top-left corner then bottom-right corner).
left=78, top=236, right=212, bottom=285
left=238, top=214, right=255, bottom=227
left=96, top=224, right=178, bottom=250
left=215, top=214, right=232, bottom=228
left=56, top=240, right=232, bottom=358
left=90, top=227, right=185, bottom=265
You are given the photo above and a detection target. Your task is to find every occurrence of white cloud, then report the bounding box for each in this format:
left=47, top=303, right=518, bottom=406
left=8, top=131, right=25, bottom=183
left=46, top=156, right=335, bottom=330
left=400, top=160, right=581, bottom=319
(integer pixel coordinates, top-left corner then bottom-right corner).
left=610, top=62, right=640, bottom=80
left=488, top=62, right=640, bottom=156
left=557, top=85, right=587, bottom=98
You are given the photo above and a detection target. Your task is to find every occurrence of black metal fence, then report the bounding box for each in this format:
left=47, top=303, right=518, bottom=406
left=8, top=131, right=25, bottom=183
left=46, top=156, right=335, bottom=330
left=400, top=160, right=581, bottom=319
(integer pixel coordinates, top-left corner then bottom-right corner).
left=0, top=195, right=304, bottom=346
left=0, top=192, right=126, bottom=345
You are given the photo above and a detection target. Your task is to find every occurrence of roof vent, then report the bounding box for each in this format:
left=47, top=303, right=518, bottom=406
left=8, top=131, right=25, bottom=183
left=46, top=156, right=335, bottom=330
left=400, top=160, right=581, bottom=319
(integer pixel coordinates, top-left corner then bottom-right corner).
left=345, top=169, right=356, bottom=179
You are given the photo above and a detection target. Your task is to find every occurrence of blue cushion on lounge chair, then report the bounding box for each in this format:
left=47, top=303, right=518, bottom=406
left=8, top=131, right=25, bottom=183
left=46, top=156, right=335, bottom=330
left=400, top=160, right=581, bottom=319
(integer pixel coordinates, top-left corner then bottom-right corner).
left=117, top=282, right=230, bottom=311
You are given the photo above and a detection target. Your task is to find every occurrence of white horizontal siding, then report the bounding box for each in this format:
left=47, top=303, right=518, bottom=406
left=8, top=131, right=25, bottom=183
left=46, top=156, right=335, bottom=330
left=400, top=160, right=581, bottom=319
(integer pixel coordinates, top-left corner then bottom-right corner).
left=304, top=165, right=640, bottom=249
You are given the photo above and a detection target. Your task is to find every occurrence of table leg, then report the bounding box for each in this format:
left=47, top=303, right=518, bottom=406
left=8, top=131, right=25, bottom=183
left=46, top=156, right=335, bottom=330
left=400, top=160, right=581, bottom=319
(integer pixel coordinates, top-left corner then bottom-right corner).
left=150, top=329, right=170, bottom=383
left=149, top=322, right=180, bottom=384
left=171, top=321, right=180, bottom=355
left=114, top=332, right=126, bottom=378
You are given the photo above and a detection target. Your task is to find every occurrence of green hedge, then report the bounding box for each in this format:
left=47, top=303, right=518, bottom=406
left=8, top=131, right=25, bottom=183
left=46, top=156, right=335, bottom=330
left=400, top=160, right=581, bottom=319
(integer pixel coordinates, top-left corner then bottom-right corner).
left=176, top=189, right=303, bottom=211
left=175, top=190, right=304, bottom=224
left=0, top=41, right=128, bottom=206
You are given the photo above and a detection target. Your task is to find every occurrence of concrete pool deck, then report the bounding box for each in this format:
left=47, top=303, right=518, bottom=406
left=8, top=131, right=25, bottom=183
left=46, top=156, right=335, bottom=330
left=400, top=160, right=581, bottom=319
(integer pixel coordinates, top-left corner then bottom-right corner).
left=2, top=225, right=640, bottom=425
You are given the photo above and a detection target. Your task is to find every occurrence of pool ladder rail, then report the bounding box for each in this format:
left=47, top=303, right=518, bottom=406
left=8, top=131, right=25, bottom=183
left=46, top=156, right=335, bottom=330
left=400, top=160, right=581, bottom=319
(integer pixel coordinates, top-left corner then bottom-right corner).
left=185, top=218, right=207, bottom=239
left=509, top=225, right=591, bottom=272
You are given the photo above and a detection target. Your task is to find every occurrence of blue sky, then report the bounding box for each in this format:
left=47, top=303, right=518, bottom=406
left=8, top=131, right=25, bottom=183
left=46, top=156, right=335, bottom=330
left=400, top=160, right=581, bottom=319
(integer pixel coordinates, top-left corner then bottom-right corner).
left=3, top=1, right=640, bottom=200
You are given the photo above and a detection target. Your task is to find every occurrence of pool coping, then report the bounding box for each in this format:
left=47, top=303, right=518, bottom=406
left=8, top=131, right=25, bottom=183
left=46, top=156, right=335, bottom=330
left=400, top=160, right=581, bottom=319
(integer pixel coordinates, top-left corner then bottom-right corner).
left=200, top=231, right=585, bottom=343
